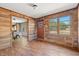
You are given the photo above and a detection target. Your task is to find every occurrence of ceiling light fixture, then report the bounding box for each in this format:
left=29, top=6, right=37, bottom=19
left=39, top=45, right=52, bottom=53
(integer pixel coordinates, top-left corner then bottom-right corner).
left=32, top=4, right=38, bottom=9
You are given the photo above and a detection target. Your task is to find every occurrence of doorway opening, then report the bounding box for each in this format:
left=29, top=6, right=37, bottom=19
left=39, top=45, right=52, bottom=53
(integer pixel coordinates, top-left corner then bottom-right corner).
left=12, top=16, right=28, bottom=40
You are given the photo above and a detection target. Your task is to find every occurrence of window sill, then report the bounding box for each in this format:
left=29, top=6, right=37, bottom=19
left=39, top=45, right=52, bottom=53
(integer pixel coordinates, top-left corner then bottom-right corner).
left=48, top=33, right=70, bottom=37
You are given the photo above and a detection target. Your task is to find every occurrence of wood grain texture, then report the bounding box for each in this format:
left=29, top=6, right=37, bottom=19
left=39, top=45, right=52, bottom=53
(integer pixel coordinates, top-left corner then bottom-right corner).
left=36, top=7, right=78, bottom=49
left=0, top=7, right=36, bottom=50
left=37, top=19, right=44, bottom=39
left=0, top=39, right=79, bottom=56
left=0, top=7, right=12, bottom=49
left=28, top=18, right=37, bottom=41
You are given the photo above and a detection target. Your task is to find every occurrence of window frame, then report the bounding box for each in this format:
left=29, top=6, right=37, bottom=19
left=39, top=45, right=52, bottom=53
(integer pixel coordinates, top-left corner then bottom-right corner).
left=59, top=16, right=71, bottom=35
left=48, top=15, right=72, bottom=35
left=48, top=18, right=58, bottom=34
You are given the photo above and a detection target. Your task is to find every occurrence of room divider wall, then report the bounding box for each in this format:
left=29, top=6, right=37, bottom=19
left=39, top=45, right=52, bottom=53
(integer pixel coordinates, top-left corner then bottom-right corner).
left=0, top=7, right=37, bottom=49
left=28, top=19, right=37, bottom=41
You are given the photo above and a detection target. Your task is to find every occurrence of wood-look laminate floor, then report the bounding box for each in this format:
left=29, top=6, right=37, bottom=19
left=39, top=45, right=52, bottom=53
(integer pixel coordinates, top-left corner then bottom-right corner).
left=0, top=38, right=79, bottom=56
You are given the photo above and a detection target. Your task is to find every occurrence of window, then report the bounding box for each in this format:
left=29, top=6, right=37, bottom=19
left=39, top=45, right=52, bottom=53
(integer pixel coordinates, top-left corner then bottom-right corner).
left=48, top=16, right=71, bottom=35
left=49, top=18, right=57, bottom=34
left=59, top=16, right=71, bottom=35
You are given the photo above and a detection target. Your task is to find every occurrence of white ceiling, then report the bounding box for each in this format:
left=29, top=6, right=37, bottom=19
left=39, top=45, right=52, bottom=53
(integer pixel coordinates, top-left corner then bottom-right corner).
left=0, top=3, right=78, bottom=18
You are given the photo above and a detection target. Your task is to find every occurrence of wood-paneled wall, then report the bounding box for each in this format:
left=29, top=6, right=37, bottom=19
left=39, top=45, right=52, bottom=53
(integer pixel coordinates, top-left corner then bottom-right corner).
left=0, top=8, right=12, bottom=49
left=0, top=7, right=36, bottom=49
left=37, top=7, right=78, bottom=50
left=28, top=18, right=37, bottom=41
